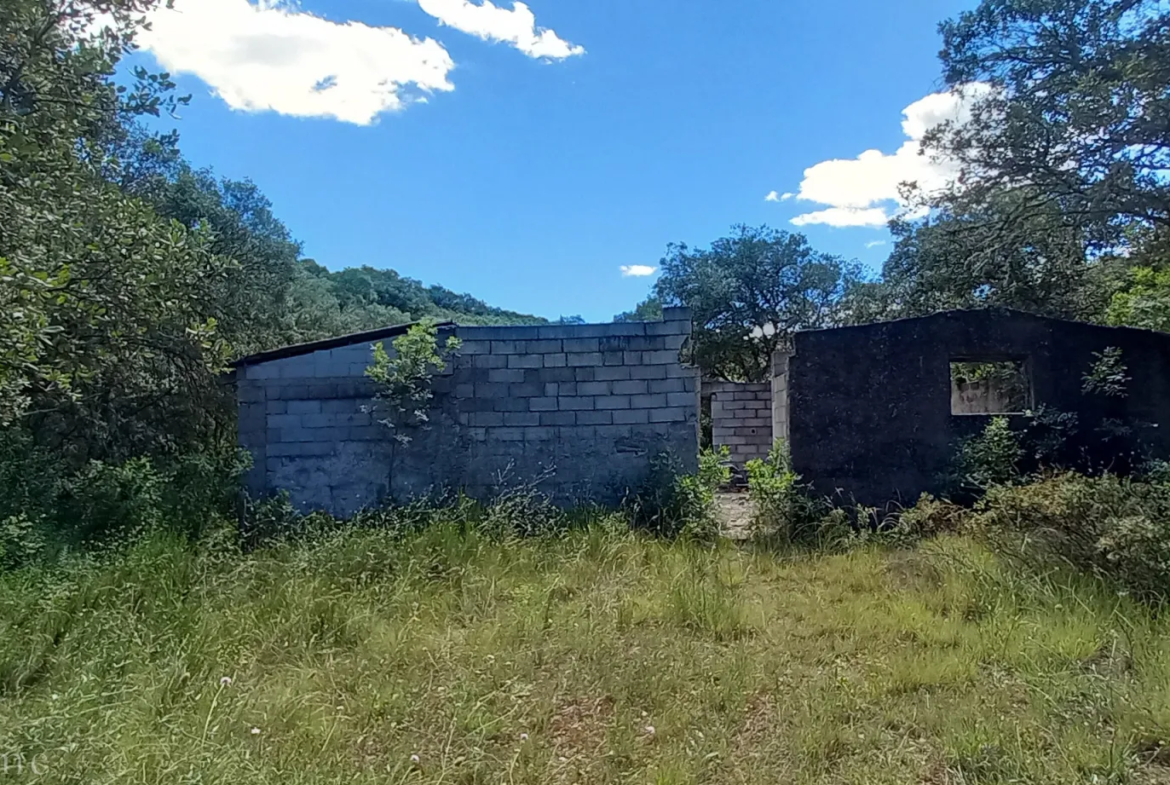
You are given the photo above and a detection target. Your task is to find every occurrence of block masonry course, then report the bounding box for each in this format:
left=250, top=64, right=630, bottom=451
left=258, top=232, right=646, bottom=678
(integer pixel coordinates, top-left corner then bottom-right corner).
left=705, top=380, right=773, bottom=466
left=235, top=310, right=700, bottom=517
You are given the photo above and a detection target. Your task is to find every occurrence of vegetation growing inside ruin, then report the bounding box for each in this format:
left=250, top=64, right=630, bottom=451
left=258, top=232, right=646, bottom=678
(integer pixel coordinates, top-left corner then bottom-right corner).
left=366, top=321, right=462, bottom=442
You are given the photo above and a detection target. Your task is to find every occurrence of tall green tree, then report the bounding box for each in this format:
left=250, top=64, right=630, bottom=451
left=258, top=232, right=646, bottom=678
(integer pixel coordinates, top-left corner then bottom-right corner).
left=0, top=0, right=237, bottom=460
left=653, top=226, right=858, bottom=381
left=928, top=0, right=1170, bottom=250
left=861, top=189, right=1113, bottom=323
left=858, top=0, right=1169, bottom=329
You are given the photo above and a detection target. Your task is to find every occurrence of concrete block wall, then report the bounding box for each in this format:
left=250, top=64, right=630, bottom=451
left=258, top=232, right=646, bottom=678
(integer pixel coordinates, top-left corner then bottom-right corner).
left=237, top=308, right=699, bottom=517
left=772, top=350, right=791, bottom=445
left=706, top=380, right=774, bottom=466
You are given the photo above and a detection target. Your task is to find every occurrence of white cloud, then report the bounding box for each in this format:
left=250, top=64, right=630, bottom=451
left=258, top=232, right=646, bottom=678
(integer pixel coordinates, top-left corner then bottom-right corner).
left=764, top=191, right=794, bottom=203
left=620, top=265, right=658, bottom=278
left=133, top=0, right=455, bottom=125
left=791, top=207, right=890, bottom=228
left=865, top=240, right=887, bottom=249
left=789, top=84, right=990, bottom=228
left=417, top=0, right=584, bottom=59
left=781, top=192, right=794, bottom=201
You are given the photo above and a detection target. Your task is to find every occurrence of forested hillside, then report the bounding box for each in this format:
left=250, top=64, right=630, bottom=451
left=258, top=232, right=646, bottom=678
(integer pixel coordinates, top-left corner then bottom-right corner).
left=0, top=0, right=543, bottom=560
left=293, top=260, right=543, bottom=339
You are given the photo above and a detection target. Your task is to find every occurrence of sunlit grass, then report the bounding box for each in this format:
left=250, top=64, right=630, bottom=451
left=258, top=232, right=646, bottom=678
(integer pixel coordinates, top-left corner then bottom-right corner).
left=0, top=524, right=1168, bottom=783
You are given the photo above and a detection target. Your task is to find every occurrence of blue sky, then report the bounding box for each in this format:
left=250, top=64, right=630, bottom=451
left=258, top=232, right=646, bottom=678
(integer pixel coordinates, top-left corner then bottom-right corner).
left=130, top=0, right=976, bottom=321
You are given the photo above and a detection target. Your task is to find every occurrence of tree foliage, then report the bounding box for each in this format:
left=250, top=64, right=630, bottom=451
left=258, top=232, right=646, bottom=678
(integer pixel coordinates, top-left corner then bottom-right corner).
left=844, top=0, right=1170, bottom=328
left=366, top=322, right=461, bottom=443
left=0, top=0, right=232, bottom=460
left=856, top=192, right=1114, bottom=323
left=930, top=0, right=1170, bottom=248
left=652, top=226, right=859, bottom=381
left=614, top=296, right=663, bottom=324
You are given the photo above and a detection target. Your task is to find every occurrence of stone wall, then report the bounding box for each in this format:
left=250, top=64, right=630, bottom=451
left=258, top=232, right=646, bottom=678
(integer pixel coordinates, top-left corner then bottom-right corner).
left=236, top=309, right=699, bottom=517
left=706, top=381, right=773, bottom=466
left=771, top=352, right=790, bottom=446
left=787, top=309, right=1170, bottom=509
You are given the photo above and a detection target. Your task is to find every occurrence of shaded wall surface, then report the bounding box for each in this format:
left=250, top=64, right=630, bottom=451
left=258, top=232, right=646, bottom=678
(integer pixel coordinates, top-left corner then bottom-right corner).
left=706, top=381, right=773, bottom=466
left=236, top=309, right=699, bottom=517
left=788, top=310, right=1170, bottom=508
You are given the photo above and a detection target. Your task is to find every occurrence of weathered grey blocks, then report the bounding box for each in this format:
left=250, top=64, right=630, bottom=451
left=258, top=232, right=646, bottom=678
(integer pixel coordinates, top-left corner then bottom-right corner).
left=706, top=380, right=774, bottom=467
left=236, top=311, right=699, bottom=517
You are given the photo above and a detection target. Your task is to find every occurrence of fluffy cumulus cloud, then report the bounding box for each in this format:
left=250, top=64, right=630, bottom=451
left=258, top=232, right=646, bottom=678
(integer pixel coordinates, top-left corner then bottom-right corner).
left=620, top=265, right=658, bottom=278
left=783, top=84, right=990, bottom=228
left=134, top=0, right=455, bottom=125
left=417, top=0, right=584, bottom=59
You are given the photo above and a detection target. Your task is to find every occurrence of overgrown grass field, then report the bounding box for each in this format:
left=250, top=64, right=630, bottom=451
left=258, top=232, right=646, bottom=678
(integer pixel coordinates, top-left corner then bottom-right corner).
left=2, top=524, right=1170, bottom=784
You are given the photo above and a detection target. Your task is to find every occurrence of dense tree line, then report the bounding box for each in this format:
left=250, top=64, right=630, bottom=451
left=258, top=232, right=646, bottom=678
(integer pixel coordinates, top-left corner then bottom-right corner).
left=0, top=0, right=539, bottom=554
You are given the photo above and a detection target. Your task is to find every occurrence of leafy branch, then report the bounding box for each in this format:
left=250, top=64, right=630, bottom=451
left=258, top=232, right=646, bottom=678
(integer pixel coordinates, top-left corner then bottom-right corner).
left=365, top=321, right=461, bottom=444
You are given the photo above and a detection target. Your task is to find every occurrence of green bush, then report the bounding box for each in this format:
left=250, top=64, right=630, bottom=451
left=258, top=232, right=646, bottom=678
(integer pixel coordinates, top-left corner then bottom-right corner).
left=975, top=472, right=1170, bottom=602
left=0, top=513, right=47, bottom=570
left=896, top=494, right=971, bottom=539
left=626, top=448, right=730, bottom=540
left=0, top=433, right=247, bottom=568
left=60, top=457, right=166, bottom=545
left=950, top=416, right=1023, bottom=493
left=746, top=441, right=829, bottom=545
left=480, top=485, right=569, bottom=539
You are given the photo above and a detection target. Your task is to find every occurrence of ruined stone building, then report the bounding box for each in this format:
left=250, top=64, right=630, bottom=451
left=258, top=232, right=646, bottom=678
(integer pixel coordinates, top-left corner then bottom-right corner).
left=236, top=307, right=1170, bottom=516
left=233, top=309, right=699, bottom=517
left=776, top=309, right=1170, bottom=507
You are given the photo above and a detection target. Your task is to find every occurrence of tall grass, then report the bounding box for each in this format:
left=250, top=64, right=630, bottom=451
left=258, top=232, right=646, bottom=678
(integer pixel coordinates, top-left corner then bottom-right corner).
left=1, top=520, right=1169, bottom=783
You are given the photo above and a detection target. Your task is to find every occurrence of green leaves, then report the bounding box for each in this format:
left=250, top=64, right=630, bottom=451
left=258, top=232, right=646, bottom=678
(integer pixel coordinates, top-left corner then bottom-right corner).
left=932, top=0, right=1170, bottom=249
left=653, top=225, right=859, bottom=382
left=0, top=1, right=243, bottom=459
left=366, top=322, right=462, bottom=443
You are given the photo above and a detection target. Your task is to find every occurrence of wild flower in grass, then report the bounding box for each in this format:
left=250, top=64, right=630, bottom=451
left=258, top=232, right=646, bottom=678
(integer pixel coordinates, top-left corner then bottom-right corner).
left=219, top=676, right=232, bottom=687
left=644, top=725, right=656, bottom=736
left=520, top=732, right=528, bottom=742
left=410, top=754, right=420, bottom=765
left=250, top=727, right=261, bottom=736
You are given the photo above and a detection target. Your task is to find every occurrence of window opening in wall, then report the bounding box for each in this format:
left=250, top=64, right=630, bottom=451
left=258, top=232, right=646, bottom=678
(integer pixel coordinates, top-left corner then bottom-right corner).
left=950, top=359, right=1031, bottom=415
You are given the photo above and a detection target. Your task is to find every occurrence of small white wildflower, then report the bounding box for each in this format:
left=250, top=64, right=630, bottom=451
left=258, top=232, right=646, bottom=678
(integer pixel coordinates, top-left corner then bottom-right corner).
left=520, top=733, right=529, bottom=742
left=644, top=725, right=656, bottom=736
left=51, top=693, right=60, bottom=701
left=220, top=676, right=232, bottom=687
left=410, top=754, right=420, bottom=764
left=250, top=727, right=261, bottom=735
